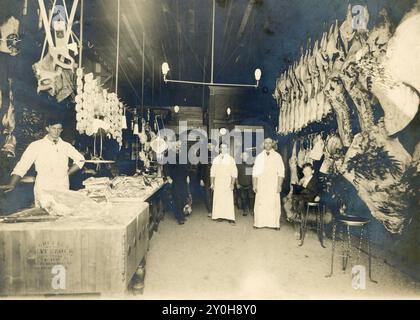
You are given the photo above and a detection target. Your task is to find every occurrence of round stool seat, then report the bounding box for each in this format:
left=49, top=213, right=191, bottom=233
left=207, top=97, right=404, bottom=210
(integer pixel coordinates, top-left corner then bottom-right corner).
left=336, top=215, right=370, bottom=227
left=307, top=202, right=320, bottom=207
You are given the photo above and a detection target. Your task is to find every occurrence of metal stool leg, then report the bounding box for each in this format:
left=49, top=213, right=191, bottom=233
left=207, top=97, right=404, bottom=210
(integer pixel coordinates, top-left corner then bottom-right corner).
left=342, top=225, right=351, bottom=271
left=316, top=205, right=326, bottom=248
left=299, top=204, right=310, bottom=246
left=356, top=226, right=364, bottom=265
left=326, top=221, right=337, bottom=277
left=366, top=225, right=378, bottom=283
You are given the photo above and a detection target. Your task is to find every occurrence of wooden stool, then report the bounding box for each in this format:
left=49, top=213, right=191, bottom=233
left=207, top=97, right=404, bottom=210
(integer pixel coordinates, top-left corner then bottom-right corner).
left=299, top=202, right=326, bottom=248
left=325, top=215, right=377, bottom=283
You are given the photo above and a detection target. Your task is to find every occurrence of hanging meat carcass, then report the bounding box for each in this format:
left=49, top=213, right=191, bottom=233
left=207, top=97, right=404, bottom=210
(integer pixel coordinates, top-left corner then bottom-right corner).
left=289, top=141, right=299, bottom=184
left=289, top=91, right=296, bottom=132
left=315, top=90, right=325, bottom=121
left=0, top=16, right=20, bottom=56
left=351, top=7, right=419, bottom=136
left=341, top=122, right=413, bottom=234
left=282, top=105, right=288, bottom=134
left=33, top=52, right=63, bottom=96
left=309, top=92, right=318, bottom=123
left=341, top=61, right=375, bottom=132
left=294, top=89, right=301, bottom=131
left=365, top=9, right=392, bottom=61
left=33, top=0, right=79, bottom=102
left=326, top=21, right=340, bottom=69
left=285, top=101, right=291, bottom=134
left=1, top=134, right=16, bottom=158
left=2, top=80, right=16, bottom=135
left=300, top=50, right=313, bottom=102
left=316, top=32, right=329, bottom=87
left=309, top=134, right=325, bottom=161
left=298, top=95, right=306, bottom=130
left=370, top=7, right=420, bottom=135
left=309, top=41, right=320, bottom=98
left=339, top=5, right=355, bottom=55
left=324, top=76, right=353, bottom=147
left=278, top=105, right=284, bottom=133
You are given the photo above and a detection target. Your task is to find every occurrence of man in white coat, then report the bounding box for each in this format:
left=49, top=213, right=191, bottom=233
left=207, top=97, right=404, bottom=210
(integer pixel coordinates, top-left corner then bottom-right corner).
left=210, top=143, right=238, bottom=223
left=3, top=117, right=85, bottom=206
left=253, top=138, right=285, bottom=229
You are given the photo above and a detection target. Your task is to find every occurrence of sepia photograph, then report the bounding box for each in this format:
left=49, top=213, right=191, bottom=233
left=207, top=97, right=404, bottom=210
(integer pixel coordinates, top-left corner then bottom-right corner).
left=0, top=0, right=419, bottom=304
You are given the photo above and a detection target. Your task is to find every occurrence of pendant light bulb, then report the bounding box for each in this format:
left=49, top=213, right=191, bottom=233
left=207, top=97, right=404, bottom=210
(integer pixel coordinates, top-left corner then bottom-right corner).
left=121, top=114, right=128, bottom=129
left=162, top=62, right=170, bottom=76
left=133, top=123, right=139, bottom=135
left=255, top=68, right=262, bottom=81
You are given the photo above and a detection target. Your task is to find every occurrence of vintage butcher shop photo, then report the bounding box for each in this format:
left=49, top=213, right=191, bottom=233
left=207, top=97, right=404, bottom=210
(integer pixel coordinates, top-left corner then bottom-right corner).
left=0, top=0, right=419, bottom=307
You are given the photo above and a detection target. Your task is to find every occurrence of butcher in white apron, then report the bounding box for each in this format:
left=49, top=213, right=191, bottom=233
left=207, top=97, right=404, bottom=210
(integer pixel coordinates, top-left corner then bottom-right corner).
left=253, top=138, right=285, bottom=229
left=210, top=144, right=238, bottom=223
left=3, top=118, right=85, bottom=207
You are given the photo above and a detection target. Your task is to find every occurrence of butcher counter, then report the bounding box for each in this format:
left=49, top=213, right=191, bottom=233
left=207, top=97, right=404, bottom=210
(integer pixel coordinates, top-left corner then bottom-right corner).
left=109, top=181, right=166, bottom=240
left=0, top=200, right=151, bottom=297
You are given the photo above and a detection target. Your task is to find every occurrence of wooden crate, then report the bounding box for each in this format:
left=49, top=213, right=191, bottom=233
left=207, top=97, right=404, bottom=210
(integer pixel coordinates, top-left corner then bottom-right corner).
left=0, top=201, right=149, bottom=296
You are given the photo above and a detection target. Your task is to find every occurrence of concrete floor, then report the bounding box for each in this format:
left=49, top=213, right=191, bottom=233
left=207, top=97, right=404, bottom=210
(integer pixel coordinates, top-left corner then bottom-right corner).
left=139, top=204, right=420, bottom=300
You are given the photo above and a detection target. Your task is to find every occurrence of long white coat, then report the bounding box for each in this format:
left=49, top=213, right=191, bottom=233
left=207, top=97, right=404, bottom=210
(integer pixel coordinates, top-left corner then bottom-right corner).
left=253, top=150, right=285, bottom=228
left=210, top=154, right=238, bottom=221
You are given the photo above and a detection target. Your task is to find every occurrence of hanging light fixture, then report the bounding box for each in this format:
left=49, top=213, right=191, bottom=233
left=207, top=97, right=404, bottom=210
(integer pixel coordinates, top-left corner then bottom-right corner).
left=133, top=121, right=139, bottom=135
left=161, top=0, right=262, bottom=88
left=174, top=105, right=180, bottom=113
left=121, top=107, right=128, bottom=129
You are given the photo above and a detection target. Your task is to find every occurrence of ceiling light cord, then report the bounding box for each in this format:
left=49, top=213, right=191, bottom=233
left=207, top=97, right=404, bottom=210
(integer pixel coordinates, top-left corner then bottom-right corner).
left=141, top=31, right=145, bottom=109
left=79, top=0, right=84, bottom=68
left=211, top=0, right=215, bottom=84
left=115, top=0, right=121, bottom=95
left=161, top=0, right=261, bottom=88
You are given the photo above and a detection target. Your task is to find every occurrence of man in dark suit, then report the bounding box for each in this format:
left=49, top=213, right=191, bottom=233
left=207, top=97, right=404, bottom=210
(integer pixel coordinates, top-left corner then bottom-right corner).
left=162, top=143, right=189, bottom=225
left=236, top=152, right=255, bottom=216
left=197, top=143, right=216, bottom=217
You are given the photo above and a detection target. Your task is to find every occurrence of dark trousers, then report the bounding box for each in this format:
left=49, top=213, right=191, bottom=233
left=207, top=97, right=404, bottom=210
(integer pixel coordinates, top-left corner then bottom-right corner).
left=238, top=186, right=255, bottom=214
left=291, top=194, right=315, bottom=234
left=199, top=185, right=213, bottom=213
left=162, top=184, right=185, bottom=223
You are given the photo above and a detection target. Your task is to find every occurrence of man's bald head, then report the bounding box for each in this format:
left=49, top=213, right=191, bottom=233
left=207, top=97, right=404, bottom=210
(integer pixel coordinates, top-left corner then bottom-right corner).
left=263, top=138, right=274, bottom=151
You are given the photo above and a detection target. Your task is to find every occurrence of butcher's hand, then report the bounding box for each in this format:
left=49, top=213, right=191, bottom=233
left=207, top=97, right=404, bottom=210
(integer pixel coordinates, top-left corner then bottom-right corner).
left=1, top=185, right=15, bottom=193
left=210, top=183, right=215, bottom=190
left=230, top=184, right=235, bottom=191
left=200, top=180, right=205, bottom=187
left=253, top=186, right=257, bottom=194
left=2, top=175, right=21, bottom=193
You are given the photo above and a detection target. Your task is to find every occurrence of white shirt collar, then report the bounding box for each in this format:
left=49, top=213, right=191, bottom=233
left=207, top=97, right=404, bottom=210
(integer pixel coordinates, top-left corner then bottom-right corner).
left=43, top=135, right=62, bottom=145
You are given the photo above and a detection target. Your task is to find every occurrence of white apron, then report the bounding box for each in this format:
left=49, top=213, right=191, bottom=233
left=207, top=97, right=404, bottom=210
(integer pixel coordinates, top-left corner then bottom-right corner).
left=34, top=174, right=70, bottom=207
left=210, top=154, right=238, bottom=221
left=253, top=151, right=285, bottom=228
